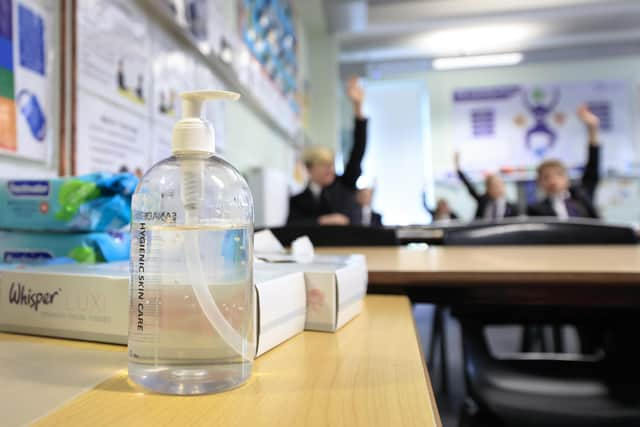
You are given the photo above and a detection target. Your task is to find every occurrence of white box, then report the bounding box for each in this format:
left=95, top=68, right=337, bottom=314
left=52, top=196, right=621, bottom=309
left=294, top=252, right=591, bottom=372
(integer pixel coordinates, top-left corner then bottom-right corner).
left=0, top=262, right=306, bottom=357
left=256, top=254, right=368, bottom=332
left=253, top=268, right=306, bottom=356
left=0, top=262, right=130, bottom=344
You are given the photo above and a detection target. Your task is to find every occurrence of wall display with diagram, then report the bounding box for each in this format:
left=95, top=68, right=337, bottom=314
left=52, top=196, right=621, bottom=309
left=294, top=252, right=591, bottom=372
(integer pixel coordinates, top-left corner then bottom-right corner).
left=74, top=0, right=151, bottom=176
left=0, top=0, right=57, bottom=163
left=74, top=0, right=232, bottom=176
left=452, top=80, right=635, bottom=179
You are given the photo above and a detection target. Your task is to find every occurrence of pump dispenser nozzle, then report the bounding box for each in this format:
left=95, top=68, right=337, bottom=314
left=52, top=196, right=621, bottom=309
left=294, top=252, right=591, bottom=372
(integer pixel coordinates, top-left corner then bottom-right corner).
left=172, top=90, right=241, bottom=154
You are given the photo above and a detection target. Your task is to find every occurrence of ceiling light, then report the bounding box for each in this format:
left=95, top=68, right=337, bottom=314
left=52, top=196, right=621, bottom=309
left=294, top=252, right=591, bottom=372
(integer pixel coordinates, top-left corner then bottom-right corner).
left=419, top=24, right=538, bottom=56
left=432, top=53, right=524, bottom=70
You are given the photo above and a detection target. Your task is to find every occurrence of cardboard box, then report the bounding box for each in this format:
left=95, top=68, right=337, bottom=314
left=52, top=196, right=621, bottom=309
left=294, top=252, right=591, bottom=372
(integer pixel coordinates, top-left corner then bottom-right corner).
left=0, top=262, right=306, bottom=357
left=253, top=269, right=306, bottom=356
left=256, top=254, right=368, bottom=332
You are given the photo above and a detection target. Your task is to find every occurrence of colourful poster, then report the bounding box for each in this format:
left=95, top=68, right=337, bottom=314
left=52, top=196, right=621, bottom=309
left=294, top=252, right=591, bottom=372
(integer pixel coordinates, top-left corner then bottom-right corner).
left=452, top=80, right=634, bottom=178
left=0, top=0, right=53, bottom=162
left=0, top=0, right=16, bottom=152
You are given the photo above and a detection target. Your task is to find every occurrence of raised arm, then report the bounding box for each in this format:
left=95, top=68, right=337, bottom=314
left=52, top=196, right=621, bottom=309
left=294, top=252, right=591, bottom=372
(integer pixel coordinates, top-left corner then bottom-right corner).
left=341, top=76, right=367, bottom=189
left=577, top=104, right=601, bottom=199
left=455, top=152, right=482, bottom=201
left=422, top=191, right=435, bottom=215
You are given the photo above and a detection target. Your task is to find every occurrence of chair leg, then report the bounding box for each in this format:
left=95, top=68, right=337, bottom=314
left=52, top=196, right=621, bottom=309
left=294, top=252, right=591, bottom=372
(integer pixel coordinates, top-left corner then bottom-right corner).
left=440, top=307, right=449, bottom=394
left=458, top=398, right=502, bottom=427
left=537, top=325, right=547, bottom=352
left=428, top=306, right=441, bottom=372
left=520, top=325, right=533, bottom=352
left=427, top=306, right=448, bottom=394
left=552, top=325, right=564, bottom=353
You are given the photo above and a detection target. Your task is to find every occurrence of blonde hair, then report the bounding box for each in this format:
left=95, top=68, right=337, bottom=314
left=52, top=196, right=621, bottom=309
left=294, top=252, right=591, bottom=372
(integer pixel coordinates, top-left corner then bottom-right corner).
left=537, top=159, right=567, bottom=177
left=302, top=145, right=334, bottom=167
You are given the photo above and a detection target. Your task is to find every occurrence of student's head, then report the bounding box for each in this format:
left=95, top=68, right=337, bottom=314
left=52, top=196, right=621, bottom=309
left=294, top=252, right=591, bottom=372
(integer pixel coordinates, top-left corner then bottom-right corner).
left=435, top=198, right=450, bottom=213
left=356, top=188, right=374, bottom=207
left=537, top=159, right=569, bottom=195
left=303, top=145, right=336, bottom=187
left=485, top=174, right=505, bottom=200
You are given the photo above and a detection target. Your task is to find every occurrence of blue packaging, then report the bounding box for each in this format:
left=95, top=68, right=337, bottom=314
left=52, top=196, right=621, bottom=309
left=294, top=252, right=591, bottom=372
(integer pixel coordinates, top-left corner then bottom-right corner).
left=0, top=230, right=131, bottom=264
left=0, top=173, right=138, bottom=232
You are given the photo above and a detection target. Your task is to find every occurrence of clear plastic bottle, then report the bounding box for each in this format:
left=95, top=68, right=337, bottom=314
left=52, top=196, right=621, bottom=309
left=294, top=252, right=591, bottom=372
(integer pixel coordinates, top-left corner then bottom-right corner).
left=128, top=91, right=254, bottom=395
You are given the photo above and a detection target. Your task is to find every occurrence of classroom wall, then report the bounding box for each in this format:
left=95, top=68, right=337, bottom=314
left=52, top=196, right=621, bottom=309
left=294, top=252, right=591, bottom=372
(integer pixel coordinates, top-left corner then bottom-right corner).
left=306, top=33, right=339, bottom=150
left=223, top=101, right=295, bottom=175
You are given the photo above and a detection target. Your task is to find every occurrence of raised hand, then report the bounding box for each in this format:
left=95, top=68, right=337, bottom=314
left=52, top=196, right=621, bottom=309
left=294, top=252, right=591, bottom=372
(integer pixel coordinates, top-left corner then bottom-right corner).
left=347, top=76, right=364, bottom=118
left=577, top=104, right=599, bottom=129
left=577, top=104, right=600, bottom=145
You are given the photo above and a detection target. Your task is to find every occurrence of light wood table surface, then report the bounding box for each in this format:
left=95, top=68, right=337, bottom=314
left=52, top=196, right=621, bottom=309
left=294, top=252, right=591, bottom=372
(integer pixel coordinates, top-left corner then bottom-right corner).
left=5, top=295, right=440, bottom=427
left=317, top=246, right=640, bottom=306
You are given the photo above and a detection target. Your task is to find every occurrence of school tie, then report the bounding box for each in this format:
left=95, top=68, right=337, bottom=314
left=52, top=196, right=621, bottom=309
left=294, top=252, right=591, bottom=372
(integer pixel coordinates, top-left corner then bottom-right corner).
left=564, top=199, right=581, bottom=217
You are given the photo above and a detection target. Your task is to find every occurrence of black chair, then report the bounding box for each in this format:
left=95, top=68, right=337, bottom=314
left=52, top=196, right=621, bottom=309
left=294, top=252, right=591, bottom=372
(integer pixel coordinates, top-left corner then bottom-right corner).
left=267, top=225, right=399, bottom=247
left=443, top=218, right=640, bottom=426
left=443, top=217, right=638, bottom=246
left=455, top=308, right=640, bottom=427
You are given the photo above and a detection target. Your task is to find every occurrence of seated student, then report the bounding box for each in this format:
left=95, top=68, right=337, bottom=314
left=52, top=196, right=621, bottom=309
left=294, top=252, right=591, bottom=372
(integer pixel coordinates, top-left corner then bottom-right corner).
left=528, top=105, right=600, bottom=218
left=455, top=152, right=519, bottom=219
left=423, top=193, right=459, bottom=221
left=287, top=77, right=367, bottom=225
left=356, top=187, right=382, bottom=227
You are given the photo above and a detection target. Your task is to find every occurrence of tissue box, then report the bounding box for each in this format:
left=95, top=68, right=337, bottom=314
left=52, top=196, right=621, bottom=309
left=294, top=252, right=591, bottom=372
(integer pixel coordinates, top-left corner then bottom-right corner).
left=256, top=254, right=368, bottom=332
left=0, top=175, right=136, bottom=232
left=0, top=262, right=306, bottom=357
left=0, top=262, right=130, bottom=344
left=0, top=230, right=130, bottom=264
left=254, top=268, right=306, bottom=356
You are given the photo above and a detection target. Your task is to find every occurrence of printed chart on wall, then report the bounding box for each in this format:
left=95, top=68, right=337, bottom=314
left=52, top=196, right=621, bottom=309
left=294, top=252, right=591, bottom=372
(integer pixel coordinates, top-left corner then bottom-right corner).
left=0, top=0, right=56, bottom=163
left=75, top=0, right=151, bottom=176
left=452, top=80, right=634, bottom=179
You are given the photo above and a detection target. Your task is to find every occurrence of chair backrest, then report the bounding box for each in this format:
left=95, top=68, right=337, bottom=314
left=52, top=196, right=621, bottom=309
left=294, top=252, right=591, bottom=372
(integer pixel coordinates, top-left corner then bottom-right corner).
left=443, top=217, right=638, bottom=245
left=267, top=225, right=399, bottom=247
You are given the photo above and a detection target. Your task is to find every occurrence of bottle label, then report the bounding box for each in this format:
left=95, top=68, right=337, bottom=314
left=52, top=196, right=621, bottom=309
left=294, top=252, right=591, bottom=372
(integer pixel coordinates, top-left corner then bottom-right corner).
left=135, top=221, right=146, bottom=332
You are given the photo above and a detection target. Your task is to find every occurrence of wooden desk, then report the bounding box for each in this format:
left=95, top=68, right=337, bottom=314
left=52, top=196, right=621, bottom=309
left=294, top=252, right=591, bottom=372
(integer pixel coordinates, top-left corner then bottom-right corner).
left=8, top=295, right=440, bottom=427
left=317, top=246, right=640, bottom=306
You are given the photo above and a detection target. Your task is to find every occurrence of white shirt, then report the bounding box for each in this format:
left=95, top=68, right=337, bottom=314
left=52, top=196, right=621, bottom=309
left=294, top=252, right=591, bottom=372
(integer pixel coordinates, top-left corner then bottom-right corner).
left=550, top=191, right=571, bottom=219
left=361, top=206, right=372, bottom=226
left=309, top=182, right=323, bottom=200
left=483, top=198, right=507, bottom=219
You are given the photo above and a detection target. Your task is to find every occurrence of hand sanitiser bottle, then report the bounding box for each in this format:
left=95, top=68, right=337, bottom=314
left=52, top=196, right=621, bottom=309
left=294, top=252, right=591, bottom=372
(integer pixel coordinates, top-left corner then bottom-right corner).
left=128, top=90, right=254, bottom=395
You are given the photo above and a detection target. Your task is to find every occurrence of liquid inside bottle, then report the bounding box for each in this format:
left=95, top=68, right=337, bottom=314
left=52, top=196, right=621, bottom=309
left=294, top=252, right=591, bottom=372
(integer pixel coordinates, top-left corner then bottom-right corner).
left=128, top=223, right=254, bottom=395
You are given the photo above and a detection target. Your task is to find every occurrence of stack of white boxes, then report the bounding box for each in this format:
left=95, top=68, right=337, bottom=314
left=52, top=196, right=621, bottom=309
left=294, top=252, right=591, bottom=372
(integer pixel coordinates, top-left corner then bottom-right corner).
left=0, top=254, right=367, bottom=357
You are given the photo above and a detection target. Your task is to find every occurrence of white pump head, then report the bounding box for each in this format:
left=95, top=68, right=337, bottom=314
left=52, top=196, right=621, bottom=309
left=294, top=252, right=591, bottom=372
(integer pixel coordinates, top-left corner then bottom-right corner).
left=172, top=90, right=241, bottom=154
